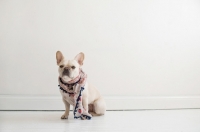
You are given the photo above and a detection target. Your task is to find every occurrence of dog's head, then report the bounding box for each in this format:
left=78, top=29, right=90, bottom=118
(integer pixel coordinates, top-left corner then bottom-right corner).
left=56, top=51, right=84, bottom=82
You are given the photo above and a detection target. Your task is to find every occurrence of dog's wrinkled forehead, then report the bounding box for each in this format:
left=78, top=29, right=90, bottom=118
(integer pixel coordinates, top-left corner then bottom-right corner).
left=60, top=59, right=80, bottom=67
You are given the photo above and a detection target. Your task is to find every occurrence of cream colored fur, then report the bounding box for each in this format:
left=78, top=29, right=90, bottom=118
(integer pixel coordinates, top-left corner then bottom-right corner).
left=56, top=51, right=106, bottom=119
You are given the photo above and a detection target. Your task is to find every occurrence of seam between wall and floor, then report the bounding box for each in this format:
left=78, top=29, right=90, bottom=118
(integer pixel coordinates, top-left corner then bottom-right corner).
left=0, top=95, right=200, bottom=110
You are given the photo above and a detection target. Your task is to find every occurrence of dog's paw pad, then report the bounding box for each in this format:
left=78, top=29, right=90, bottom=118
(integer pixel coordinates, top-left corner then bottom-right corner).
left=61, top=115, right=68, bottom=119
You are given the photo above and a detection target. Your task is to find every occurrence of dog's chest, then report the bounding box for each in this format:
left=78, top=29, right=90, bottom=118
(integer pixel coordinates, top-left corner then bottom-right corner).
left=60, top=88, right=79, bottom=106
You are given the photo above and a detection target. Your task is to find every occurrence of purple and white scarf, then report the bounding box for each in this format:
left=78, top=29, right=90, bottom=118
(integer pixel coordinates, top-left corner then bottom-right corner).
left=58, top=69, right=92, bottom=120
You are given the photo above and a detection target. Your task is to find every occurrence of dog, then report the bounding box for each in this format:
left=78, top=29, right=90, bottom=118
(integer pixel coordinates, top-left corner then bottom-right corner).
left=56, top=51, right=106, bottom=119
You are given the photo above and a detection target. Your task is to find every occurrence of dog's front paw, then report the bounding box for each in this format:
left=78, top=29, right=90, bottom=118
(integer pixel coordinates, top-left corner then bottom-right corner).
left=61, top=114, right=68, bottom=119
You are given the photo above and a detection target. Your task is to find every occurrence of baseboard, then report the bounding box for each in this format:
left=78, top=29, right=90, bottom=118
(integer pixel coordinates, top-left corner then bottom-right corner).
left=0, top=95, right=200, bottom=110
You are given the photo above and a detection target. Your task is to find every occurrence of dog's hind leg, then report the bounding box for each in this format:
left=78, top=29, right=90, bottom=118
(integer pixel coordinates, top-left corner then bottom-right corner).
left=90, top=97, right=106, bottom=116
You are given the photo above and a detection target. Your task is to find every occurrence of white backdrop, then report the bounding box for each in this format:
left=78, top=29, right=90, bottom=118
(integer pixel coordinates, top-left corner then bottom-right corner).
left=0, top=0, right=200, bottom=110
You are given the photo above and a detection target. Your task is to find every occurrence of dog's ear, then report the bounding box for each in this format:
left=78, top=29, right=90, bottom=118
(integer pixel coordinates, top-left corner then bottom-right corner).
left=56, top=51, right=64, bottom=65
left=74, top=52, right=84, bottom=66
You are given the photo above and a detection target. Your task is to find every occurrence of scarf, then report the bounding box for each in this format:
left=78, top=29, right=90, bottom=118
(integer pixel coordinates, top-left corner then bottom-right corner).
left=58, top=69, right=92, bottom=120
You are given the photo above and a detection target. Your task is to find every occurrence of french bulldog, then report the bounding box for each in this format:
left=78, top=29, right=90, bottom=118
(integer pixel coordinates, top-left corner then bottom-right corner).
left=56, top=51, right=106, bottom=119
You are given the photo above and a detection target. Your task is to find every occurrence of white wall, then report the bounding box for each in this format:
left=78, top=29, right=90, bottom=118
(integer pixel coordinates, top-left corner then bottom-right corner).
left=0, top=0, right=200, bottom=110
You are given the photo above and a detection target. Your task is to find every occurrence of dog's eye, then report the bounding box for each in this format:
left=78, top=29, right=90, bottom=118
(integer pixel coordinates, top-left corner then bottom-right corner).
left=59, top=65, right=64, bottom=68
left=71, top=66, right=76, bottom=69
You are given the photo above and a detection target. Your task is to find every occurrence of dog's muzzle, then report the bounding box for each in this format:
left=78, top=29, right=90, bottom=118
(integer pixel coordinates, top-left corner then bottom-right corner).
left=62, top=68, right=70, bottom=77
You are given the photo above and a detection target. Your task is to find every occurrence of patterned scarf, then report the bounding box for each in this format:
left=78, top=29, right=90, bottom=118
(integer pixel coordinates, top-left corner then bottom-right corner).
left=58, top=69, right=92, bottom=120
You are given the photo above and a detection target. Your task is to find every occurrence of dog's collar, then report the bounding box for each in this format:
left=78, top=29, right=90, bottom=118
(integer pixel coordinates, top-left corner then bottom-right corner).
left=59, top=76, right=81, bottom=87
left=58, top=69, right=87, bottom=94
left=59, top=76, right=81, bottom=95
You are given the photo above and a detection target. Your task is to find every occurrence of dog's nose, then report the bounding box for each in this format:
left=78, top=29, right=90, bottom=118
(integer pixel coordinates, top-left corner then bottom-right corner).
left=64, top=67, right=70, bottom=73
left=63, top=67, right=70, bottom=76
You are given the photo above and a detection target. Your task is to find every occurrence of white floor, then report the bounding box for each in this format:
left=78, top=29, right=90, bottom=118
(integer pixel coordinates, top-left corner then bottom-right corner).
left=0, top=110, right=200, bottom=132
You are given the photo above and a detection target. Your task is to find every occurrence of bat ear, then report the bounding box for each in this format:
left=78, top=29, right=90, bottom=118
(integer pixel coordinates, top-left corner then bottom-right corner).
left=74, top=52, right=84, bottom=65
left=56, top=51, right=64, bottom=65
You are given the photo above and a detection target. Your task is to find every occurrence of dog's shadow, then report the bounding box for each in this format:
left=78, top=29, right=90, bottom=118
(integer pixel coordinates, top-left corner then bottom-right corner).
left=1, top=111, right=70, bottom=123
left=1, top=111, right=101, bottom=123
left=1, top=111, right=107, bottom=131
